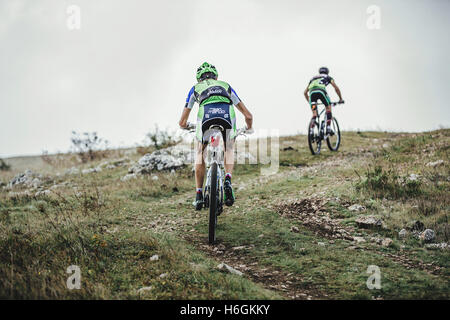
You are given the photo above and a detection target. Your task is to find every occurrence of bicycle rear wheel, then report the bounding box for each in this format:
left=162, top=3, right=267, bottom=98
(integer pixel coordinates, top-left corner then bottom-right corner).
left=208, top=162, right=218, bottom=244
left=326, top=117, right=341, bottom=151
left=308, top=120, right=322, bottom=155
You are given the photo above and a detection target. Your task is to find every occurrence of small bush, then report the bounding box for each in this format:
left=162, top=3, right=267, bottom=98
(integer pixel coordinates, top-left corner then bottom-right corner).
left=0, top=158, right=10, bottom=171
left=145, top=125, right=180, bottom=150
left=70, top=131, right=109, bottom=163
left=356, top=165, right=422, bottom=199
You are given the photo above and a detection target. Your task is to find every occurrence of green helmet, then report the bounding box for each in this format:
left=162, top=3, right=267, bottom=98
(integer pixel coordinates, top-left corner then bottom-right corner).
left=196, top=62, right=218, bottom=82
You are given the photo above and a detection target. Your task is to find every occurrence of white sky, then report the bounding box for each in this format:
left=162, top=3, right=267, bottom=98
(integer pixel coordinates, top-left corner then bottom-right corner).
left=1, top=0, right=449, bottom=157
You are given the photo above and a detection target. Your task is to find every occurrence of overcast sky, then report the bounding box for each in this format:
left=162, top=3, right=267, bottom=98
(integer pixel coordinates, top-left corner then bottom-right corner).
left=1, top=0, right=449, bottom=157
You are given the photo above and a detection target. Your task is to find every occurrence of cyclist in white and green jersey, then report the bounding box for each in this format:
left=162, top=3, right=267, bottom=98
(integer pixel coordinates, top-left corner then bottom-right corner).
left=179, top=62, right=253, bottom=210
left=304, top=67, right=343, bottom=135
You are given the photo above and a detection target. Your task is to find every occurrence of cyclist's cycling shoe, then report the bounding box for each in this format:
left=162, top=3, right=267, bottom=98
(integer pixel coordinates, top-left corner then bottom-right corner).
left=224, top=178, right=235, bottom=207
left=194, top=192, right=204, bottom=211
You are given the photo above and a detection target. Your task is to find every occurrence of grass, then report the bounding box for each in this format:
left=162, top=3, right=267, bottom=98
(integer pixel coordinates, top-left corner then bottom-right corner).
left=0, top=129, right=449, bottom=299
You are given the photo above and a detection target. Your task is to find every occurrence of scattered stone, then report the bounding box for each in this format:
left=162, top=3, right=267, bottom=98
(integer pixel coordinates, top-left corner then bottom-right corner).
left=382, top=143, right=390, bottom=148
left=217, top=263, right=243, bottom=276
left=137, top=286, right=153, bottom=294
left=353, top=236, right=366, bottom=244
left=121, top=173, right=138, bottom=182
left=290, top=226, right=300, bottom=233
left=355, top=216, right=383, bottom=229
left=419, top=229, right=435, bottom=242
left=7, top=170, right=42, bottom=189
left=408, top=220, right=425, bottom=232
left=151, top=175, right=159, bottom=181
left=425, top=243, right=448, bottom=250
left=426, top=160, right=444, bottom=167
left=127, top=145, right=194, bottom=176
left=159, top=273, right=168, bottom=278
left=398, top=229, right=407, bottom=239
left=232, top=246, right=246, bottom=251
left=35, top=190, right=51, bottom=197
left=408, top=173, right=419, bottom=182
left=150, top=255, right=159, bottom=261
left=317, top=242, right=326, bottom=247
left=82, top=167, right=102, bottom=174
left=65, top=167, right=80, bottom=175
left=381, top=238, right=393, bottom=247
left=348, top=204, right=366, bottom=212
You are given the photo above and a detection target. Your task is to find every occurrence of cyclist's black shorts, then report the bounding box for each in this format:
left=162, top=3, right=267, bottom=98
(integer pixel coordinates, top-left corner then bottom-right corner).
left=200, top=103, right=234, bottom=149
left=309, top=89, right=331, bottom=107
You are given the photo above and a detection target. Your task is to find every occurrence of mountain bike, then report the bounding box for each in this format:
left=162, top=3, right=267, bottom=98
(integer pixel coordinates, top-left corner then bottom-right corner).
left=308, top=101, right=344, bottom=155
left=184, top=123, right=252, bottom=244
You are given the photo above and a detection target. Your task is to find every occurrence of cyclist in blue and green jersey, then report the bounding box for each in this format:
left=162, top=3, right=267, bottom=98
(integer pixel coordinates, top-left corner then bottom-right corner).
left=304, top=67, right=343, bottom=135
left=179, top=62, right=253, bottom=210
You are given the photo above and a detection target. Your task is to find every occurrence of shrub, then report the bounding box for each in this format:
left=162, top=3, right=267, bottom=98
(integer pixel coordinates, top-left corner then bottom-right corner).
left=70, top=131, right=109, bottom=163
left=145, top=125, right=180, bottom=150
left=356, top=165, right=422, bottom=199
left=0, top=158, right=10, bottom=171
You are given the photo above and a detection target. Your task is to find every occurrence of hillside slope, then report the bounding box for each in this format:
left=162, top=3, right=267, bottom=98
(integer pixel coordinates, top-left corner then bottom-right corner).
left=0, top=130, right=448, bottom=299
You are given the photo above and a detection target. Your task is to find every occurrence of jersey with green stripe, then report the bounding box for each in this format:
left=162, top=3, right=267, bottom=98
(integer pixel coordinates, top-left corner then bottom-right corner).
left=193, top=79, right=233, bottom=106
left=307, top=74, right=334, bottom=93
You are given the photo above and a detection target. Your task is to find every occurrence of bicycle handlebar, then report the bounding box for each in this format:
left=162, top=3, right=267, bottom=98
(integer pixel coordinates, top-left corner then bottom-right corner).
left=315, top=101, right=345, bottom=106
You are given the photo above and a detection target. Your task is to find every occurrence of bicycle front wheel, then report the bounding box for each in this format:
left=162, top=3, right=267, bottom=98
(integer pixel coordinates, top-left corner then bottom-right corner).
left=326, top=117, right=341, bottom=151
left=208, top=162, right=218, bottom=244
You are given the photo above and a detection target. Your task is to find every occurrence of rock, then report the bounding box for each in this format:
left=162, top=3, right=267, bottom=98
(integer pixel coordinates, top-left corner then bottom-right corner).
left=408, top=220, right=425, bottom=232
left=426, top=160, right=444, bottom=167
left=348, top=204, right=366, bottom=212
left=8, top=170, right=42, bottom=189
left=425, top=243, right=448, bottom=250
left=398, top=229, right=407, bottom=239
left=137, top=286, right=153, bottom=294
left=381, top=238, right=393, bottom=247
left=353, top=236, right=366, bottom=244
left=317, top=242, right=326, bottom=247
left=408, top=173, right=419, bottom=182
left=382, top=143, right=390, bottom=148
left=419, top=229, right=435, bottom=242
left=217, top=263, right=243, bottom=276
left=121, top=173, right=138, bottom=182
left=159, top=273, right=168, bottom=278
left=290, top=226, right=300, bottom=233
left=150, top=255, right=159, bottom=261
left=151, top=175, right=159, bottom=181
left=232, top=246, right=246, bottom=251
left=127, top=146, right=194, bottom=176
left=65, top=167, right=80, bottom=175
left=82, top=167, right=102, bottom=174
left=355, top=216, right=383, bottom=229
left=35, top=190, right=51, bottom=197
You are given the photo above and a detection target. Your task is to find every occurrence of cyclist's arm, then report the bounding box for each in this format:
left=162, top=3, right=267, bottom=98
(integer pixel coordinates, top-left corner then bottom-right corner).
left=330, top=80, right=343, bottom=102
left=235, top=101, right=253, bottom=130
left=304, top=86, right=310, bottom=102
left=179, top=107, right=191, bottom=128
left=179, top=86, right=195, bottom=128
left=229, top=86, right=253, bottom=129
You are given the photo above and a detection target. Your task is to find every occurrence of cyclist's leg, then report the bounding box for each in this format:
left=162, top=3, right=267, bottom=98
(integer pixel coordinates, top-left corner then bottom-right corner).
left=195, top=141, right=207, bottom=189
left=318, top=91, right=332, bottom=133
left=309, top=92, right=319, bottom=129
